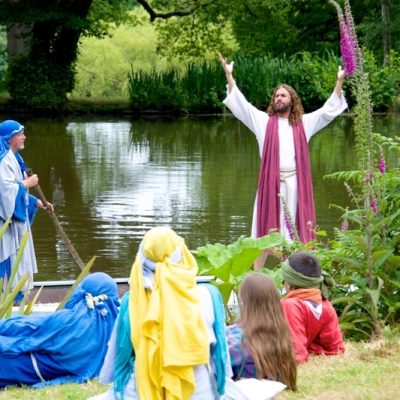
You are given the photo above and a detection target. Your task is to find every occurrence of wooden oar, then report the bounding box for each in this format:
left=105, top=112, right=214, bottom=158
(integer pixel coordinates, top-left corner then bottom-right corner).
left=27, top=169, right=85, bottom=270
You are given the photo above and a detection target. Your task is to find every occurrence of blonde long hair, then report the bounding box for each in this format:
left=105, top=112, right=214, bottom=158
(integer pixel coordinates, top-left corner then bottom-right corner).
left=267, top=84, right=304, bottom=126
left=239, top=272, right=297, bottom=390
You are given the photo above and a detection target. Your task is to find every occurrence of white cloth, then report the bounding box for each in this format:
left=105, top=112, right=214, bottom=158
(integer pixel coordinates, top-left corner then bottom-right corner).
left=0, top=150, right=37, bottom=291
left=223, top=85, right=347, bottom=240
left=89, top=285, right=231, bottom=400
left=222, top=378, right=286, bottom=400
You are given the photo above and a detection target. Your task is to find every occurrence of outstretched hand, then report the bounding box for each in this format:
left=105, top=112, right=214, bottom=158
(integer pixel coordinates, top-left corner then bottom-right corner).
left=218, top=52, right=234, bottom=75
left=337, top=65, right=346, bottom=81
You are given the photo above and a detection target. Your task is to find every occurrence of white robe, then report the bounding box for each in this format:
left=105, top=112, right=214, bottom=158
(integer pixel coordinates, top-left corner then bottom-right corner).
left=223, top=85, right=348, bottom=240
left=0, top=150, right=37, bottom=291
left=90, top=285, right=232, bottom=400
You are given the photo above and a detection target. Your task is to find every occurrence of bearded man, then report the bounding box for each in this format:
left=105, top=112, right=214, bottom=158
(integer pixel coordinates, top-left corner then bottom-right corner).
left=219, top=54, right=347, bottom=267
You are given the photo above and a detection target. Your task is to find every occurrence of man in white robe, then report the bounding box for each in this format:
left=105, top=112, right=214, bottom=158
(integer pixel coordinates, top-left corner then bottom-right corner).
left=219, top=54, right=347, bottom=267
left=0, top=120, right=52, bottom=295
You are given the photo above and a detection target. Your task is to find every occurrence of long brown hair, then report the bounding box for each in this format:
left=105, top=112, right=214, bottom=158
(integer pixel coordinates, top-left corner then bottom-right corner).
left=239, top=272, right=297, bottom=390
left=267, top=84, right=304, bottom=126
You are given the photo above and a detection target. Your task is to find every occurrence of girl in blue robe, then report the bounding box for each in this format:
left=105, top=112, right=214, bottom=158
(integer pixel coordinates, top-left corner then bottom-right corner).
left=0, top=272, right=119, bottom=389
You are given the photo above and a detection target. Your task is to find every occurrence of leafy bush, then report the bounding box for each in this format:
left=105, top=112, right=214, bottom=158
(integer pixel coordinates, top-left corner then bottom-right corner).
left=194, top=233, right=284, bottom=306
left=127, top=51, right=400, bottom=113
left=0, top=29, right=7, bottom=93
left=7, top=54, right=75, bottom=110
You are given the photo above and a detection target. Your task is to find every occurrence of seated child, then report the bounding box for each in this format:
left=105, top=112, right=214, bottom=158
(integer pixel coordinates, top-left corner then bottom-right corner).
left=226, top=272, right=297, bottom=391
left=281, top=252, right=345, bottom=363
left=92, top=226, right=231, bottom=400
left=0, top=272, right=119, bottom=388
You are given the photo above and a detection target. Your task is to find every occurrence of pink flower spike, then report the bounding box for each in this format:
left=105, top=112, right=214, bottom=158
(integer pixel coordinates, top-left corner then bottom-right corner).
left=378, top=148, right=386, bottom=174
left=284, top=214, right=294, bottom=240
left=340, top=24, right=357, bottom=76
left=370, top=197, right=377, bottom=214
left=364, top=172, right=373, bottom=184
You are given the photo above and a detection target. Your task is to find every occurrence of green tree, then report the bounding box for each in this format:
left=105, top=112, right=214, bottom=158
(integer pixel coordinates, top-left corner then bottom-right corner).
left=1, top=0, right=399, bottom=109
left=356, top=0, right=400, bottom=65
left=151, top=0, right=400, bottom=64
left=0, top=0, right=135, bottom=109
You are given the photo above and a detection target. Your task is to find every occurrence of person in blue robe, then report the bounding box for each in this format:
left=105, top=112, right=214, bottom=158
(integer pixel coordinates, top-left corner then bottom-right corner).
left=0, top=272, right=120, bottom=389
left=0, top=119, right=53, bottom=295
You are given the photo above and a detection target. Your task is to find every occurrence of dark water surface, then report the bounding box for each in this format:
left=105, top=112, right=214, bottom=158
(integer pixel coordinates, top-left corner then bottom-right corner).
left=3, top=114, right=399, bottom=280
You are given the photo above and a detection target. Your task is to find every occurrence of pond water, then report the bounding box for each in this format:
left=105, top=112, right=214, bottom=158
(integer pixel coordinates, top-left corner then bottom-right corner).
left=3, top=113, right=399, bottom=280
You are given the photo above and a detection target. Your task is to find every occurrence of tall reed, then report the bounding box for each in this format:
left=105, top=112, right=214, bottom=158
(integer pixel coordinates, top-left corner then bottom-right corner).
left=128, top=51, right=400, bottom=114
left=127, top=52, right=344, bottom=113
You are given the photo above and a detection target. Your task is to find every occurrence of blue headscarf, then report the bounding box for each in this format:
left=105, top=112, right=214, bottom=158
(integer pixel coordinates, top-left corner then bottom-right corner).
left=0, top=272, right=120, bottom=387
left=0, top=119, right=26, bottom=170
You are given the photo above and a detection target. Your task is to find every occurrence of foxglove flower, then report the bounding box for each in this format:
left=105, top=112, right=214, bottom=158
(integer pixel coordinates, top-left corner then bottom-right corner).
left=344, top=0, right=363, bottom=68
left=340, top=25, right=357, bottom=76
left=284, top=213, right=294, bottom=241
left=378, top=147, right=386, bottom=174
left=364, top=171, right=373, bottom=184
left=330, top=0, right=358, bottom=76
left=370, top=196, right=377, bottom=214
left=279, top=194, right=300, bottom=242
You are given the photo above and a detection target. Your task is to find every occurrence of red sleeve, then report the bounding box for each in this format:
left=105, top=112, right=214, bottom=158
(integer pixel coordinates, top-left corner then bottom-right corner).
left=281, top=299, right=309, bottom=363
left=313, top=301, right=345, bottom=355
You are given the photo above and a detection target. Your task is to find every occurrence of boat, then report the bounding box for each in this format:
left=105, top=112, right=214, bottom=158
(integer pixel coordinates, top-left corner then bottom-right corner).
left=30, top=276, right=214, bottom=304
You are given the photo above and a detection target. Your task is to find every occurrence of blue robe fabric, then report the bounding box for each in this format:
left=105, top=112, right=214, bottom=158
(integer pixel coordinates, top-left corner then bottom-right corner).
left=13, top=183, right=38, bottom=224
left=0, top=272, right=120, bottom=389
left=0, top=185, right=38, bottom=280
left=113, top=292, right=134, bottom=399
left=201, top=283, right=228, bottom=395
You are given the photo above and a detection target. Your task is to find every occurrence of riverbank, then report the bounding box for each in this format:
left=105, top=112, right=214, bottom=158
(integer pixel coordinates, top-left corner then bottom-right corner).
left=1, top=334, right=398, bottom=399
left=0, top=95, right=132, bottom=117
left=1, top=94, right=397, bottom=118
left=0, top=95, right=216, bottom=117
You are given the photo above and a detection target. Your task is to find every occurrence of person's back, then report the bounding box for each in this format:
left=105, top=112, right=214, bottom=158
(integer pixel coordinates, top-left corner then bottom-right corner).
left=0, top=272, right=119, bottom=389
left=226, top=272, right=297, bottom=391
left=92, top=226, right=230, bottom=400
left=281, top=252, right=345, bottom=363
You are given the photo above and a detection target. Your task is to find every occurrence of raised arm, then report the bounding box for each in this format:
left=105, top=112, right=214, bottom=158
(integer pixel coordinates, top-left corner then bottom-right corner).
left=334, top=66, right=346, bottom=98
left=219, top=52, right=235, bottom=93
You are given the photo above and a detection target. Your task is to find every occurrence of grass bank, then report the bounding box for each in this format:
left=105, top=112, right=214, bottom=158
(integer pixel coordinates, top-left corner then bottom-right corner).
left=1, top=335, right=399, bottom=399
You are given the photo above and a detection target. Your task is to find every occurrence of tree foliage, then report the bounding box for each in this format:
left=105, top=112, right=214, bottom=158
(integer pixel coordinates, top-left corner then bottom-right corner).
left=0, top=0, right=135, bottom=109
left=150, top=0, right=400, bottom=63
left=0, top=0, right=399, bottom=109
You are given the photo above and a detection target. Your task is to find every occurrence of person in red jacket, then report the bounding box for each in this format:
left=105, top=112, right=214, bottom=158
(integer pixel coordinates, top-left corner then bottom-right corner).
left=281, top=252, right=345, bottom=363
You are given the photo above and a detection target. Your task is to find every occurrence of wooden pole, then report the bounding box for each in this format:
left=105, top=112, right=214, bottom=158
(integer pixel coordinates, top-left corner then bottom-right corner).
left=27, top=169, right=85, bottom=270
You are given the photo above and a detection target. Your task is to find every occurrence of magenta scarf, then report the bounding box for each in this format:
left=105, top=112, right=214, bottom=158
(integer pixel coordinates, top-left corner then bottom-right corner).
left=256, top=114, right=316, bottom=243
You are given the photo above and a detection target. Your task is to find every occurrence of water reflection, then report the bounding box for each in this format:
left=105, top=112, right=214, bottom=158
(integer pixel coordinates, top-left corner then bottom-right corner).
left=6, top=114, right=399, bottom=281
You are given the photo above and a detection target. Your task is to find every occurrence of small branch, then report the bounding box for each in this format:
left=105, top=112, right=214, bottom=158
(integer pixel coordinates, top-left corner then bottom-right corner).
left=136, top=0, right=217, bottom=22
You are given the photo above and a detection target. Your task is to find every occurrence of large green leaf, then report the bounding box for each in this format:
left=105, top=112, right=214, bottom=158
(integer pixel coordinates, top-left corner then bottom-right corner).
left=366, top=277, right=384, bottom=308
left=193, top=234, right=284, bottom=306
left=194, top=233, right=284, bottom=282
left=4, top=230, right=29, bottom=296
left=215, top=281, right=235, bottom=306
left=0, top=273, right=29, bottom=318
left=372, top=250, right=393, bottom=269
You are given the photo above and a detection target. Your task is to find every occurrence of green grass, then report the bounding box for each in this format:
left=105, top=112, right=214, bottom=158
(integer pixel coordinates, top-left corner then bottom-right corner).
left=277, top=336, right=400, bottom=400
left=0, top=380, right=106, bottom=400
left=1, top=335, right=399, bottom=399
